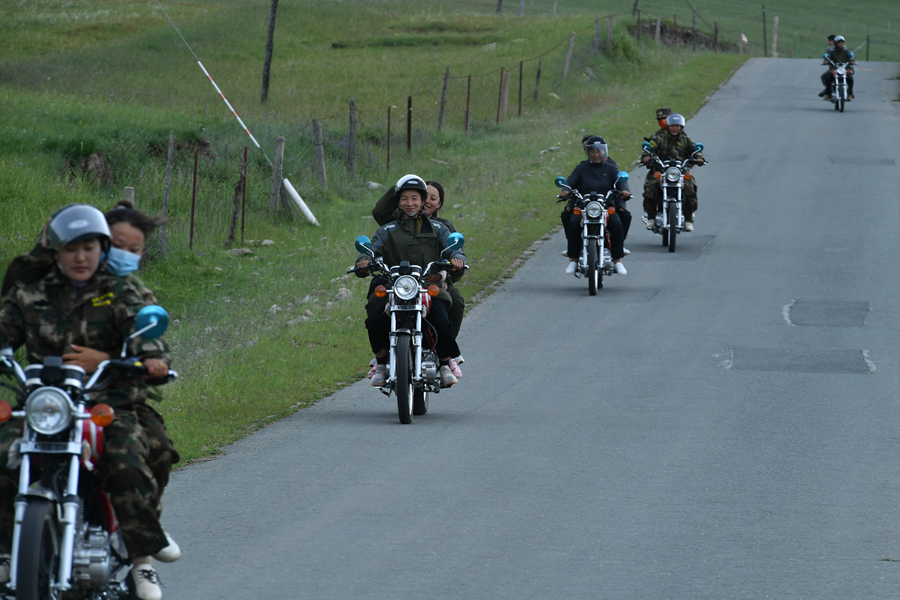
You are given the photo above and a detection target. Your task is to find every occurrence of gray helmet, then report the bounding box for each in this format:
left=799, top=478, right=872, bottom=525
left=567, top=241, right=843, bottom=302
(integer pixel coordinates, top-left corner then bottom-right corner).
left=394, top=174, right=428, bottom=199
left=584, top=135, right=608, bottom=159
left=46, top=204, right=111, bottom=251
left=666, top=113, right=686, bottom=128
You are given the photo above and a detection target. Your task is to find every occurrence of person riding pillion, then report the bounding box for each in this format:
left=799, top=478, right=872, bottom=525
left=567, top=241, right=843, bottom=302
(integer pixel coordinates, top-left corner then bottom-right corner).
left=640, top=113, right=705, bottom=231
left=355, top=175, right=466, bottom=388
left=559, top=136, right=631, bottom=275
left=0, top=205, right=177, bottom=600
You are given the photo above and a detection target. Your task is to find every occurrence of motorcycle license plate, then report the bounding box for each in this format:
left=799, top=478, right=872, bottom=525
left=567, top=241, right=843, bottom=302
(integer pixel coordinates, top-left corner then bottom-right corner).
left=20, top=441, right=81, bottom=454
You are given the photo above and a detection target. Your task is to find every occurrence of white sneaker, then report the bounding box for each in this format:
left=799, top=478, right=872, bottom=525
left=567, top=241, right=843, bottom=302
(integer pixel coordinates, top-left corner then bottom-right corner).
left=646, top=218, right=655, bottom=230
left=439, top=365, right=458, bottom=386
left=0, top=553, right=9, bottom=584
left=565, top=261, right=577, bottom=275
left=370, top=364, right=386, bottom=387
left=130, top=565, right=162, bottom=600
left=623, top=247, right=630, bottom=255
left=614, top=262, right=627, bottom=275
left=454, top=355, right=465, bottom=366
left=152, top=532, right=181, bottom=563
left=561, top=250, right=569, bottom=257
left=684, top=221, right=694, bottom=232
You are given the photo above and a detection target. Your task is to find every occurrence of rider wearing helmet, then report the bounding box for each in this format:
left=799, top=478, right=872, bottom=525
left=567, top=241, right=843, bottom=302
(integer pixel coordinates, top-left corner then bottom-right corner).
left=820, top=35, right=856, bottom=100
left=0, top=205, right=176, bottom=600
left=559, top=136, right=631, bottom=275
left=356, top=175, right=467, bottom=388
left=640, top=113, right=706, bottom=231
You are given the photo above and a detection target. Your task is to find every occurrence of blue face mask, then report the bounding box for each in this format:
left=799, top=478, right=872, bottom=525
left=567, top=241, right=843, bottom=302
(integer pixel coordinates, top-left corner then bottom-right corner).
left=104, top=247, right=141, bottom=276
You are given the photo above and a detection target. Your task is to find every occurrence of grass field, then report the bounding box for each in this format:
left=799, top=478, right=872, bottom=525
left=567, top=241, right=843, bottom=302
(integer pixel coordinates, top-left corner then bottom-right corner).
left=0, top=0, right=894, bottom=462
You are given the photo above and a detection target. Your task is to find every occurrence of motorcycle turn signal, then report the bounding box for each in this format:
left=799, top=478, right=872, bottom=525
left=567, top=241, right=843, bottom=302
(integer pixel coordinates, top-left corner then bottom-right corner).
left=374, top=285, right=387, bottom=298
left=0, top=400, right=10, bottom=422
left=90, top=403, right=115, bottom=427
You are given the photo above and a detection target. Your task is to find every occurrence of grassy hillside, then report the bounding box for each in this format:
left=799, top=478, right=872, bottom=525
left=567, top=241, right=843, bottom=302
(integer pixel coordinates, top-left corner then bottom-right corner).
left=7, top=0, right=887, bottom=461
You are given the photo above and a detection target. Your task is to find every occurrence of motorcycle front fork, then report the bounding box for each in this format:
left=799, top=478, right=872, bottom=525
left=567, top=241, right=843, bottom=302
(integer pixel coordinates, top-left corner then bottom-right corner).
left=387, top=311, right=424, bottom=388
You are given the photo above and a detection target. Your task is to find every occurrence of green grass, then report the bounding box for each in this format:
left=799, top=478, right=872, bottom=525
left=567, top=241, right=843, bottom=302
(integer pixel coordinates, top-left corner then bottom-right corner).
left=3, top=0, right=890, bottom=462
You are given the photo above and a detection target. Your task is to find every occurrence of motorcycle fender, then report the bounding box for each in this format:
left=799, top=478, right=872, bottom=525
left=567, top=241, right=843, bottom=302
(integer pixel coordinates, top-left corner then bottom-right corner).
left=21, top=485, right=60, bottom=504
left=395, top=328, right=414, bottom=336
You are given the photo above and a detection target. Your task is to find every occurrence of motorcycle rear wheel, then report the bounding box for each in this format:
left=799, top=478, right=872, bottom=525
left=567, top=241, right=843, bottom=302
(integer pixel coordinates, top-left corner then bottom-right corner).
left=395, top=333, right=414, bottom=424
left=16, top=499, right=61, bottom=600
left=587, top=240, right=600, bottom=296
left=668, top=203, right=678, bottom=253
left=413, top=388, right=428, bottom=416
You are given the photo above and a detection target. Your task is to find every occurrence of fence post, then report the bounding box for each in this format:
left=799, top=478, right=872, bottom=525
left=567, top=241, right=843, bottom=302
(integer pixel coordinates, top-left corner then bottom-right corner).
left=595, top=16, right=600, bottom=52
left=739, top=30, right=744, bottom=54
left=762, top=6, right=767, bottom=58
left=692, top=6, right=697, bottom=52
left=225, top=151, right=246, bottom=249
left=673, top=15, right=677, bottom=31
left=714, top=22, right=718, bottom=51
left=269, top=137, right=284, bottom=214
left=519, top=0, right=524, bottom=17
left=406, top=96, right=412, bottom=153
left=771, top=16, right=778, bottom=57
left=499, top=71, right=510, bottom=121
left=313, top=119, right=327, bottom=187
left=123, top=187, right=135, bottom=207
left=562, top=32, right=575, bottom=79
left=866, top=33, right=870, bottom=61
left=190, top=150, right=198, bottom=250
left=637, top=9, right=641, bottom=45
left=533, top=57, right=542, bottom=101
left=655, top=15, right=661, bottom=45
left=159, top=129, right=174, bottom=260
left=348, top=97, right=357, bottom=177
left=518, top=61, right=523, bottom=116
left=608, top=16, right=614, bottom=46
left=465, top=75, right=471, bottom=134
left=241, top=146, right=247, bottom=245
left=496, top=0, right=503, bottom=14
left=260, top=0, right=278, bottom=104
left=386, top=106, right=392, bottom=171
left=437, top=67, right=450, bottom=132
left=496, top=67, right=505, bottom=123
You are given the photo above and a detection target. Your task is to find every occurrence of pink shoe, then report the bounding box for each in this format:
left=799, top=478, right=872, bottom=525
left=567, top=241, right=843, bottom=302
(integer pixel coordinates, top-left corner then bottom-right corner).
left=366, top=358, right=377, bottom=379
left=448, top=358, right=462, bottom=378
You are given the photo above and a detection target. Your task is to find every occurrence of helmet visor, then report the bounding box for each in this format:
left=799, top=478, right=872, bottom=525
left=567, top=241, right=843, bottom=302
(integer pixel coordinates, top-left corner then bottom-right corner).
left=585, top=143, right=607, bottom=159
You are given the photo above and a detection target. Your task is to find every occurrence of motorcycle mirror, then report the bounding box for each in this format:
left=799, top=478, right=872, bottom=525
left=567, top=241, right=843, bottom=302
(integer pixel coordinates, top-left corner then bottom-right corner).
left=616, top=171, right=629, bottom=181
left=641, top=141, right=652, bottom=153
left=134, top=306, right=169, bottom=340
left=554, top=176, right=567, bottom=188
left=445, top=232, right=465, bottom=254
left=823, top=53, right=829, bottom=59
left=693, top=143, right=704, bottom=153
left=355, top=235, right=374, bottom=257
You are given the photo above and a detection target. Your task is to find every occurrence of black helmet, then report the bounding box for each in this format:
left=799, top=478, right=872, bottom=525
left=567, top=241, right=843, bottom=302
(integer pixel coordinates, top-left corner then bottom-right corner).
left=47, top=204, right=111, bottom=251
left=584, top=136, right=608, bottom=159
left=394, top=174, right=428, bottom=199
left=666, top=114, right=686, bottom=128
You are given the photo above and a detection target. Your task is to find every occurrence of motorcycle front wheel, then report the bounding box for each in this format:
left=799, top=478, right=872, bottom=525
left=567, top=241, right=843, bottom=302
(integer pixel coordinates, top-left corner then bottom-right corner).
left=668, top=202, right=678, bottom=253
left=587, top=239, right=600, bottom=296
left=395, top=333, right=414, bottom=424
left=16, top=499, right=61, bottom=600
left=413, top=388, right=428, bottom=416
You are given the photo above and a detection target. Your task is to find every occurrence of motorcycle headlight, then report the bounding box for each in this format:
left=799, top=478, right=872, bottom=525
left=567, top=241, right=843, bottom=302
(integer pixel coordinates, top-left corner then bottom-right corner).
left=393, top=275, right=419, bottom=301
left=25, top=387, right=74, bottom=436
left=585, top=201, right=604, bottom=219
left=836, top=66, right=846, bottom=75
left=665, top=167, right=681, bottom=183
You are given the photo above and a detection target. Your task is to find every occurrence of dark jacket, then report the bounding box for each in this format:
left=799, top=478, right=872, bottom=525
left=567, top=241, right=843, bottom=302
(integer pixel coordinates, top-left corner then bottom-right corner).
left=827, top=46, right=855, bottom=64
left=372, top=185, right=457, bottom=231
left=565, top=158, right=630, bottom=210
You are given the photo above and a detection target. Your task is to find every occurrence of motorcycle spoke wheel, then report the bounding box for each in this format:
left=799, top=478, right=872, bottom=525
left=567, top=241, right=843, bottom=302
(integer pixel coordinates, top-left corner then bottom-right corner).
left=668, top=203, right=678, bottom=253
left=587, top=240, right=599, bottom=296
left=395, top=333, right=414, bottom=424
left=16, top=499, right=60, bottom=600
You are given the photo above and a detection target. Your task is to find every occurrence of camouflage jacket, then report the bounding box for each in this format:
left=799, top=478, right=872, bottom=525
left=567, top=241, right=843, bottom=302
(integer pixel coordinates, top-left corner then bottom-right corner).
left=0, top=268, right=171, bottom=407
left=641, top=130, right=705, bottom=167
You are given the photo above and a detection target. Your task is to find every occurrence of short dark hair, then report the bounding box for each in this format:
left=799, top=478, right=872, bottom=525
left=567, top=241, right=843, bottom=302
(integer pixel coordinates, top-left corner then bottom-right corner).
left=105, top=201, right=168, bottom=239
left=828, top=34, right=836, bottom=41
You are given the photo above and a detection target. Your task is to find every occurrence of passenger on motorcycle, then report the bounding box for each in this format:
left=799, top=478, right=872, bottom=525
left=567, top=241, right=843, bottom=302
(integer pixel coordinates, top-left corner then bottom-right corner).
left=355, top=176, right=466, bottom=388
left=559, top=136, right=631, bottom=275
left=820, top=35, right=856, bottom=100
left=819, top=35, right=836, bottom=94
left=0, top=205, right=176, bottom=600
left=640, top=113, right=706, bottom=231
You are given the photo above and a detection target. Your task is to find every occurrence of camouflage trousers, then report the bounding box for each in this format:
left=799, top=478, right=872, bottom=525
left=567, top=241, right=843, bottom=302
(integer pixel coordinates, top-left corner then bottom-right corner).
left=0, top=403, right=180, bottom=557
left=643, top=174, right=699, bottom=217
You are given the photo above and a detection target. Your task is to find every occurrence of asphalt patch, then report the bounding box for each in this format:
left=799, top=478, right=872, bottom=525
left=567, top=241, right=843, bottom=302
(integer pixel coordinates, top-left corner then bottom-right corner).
left=728, top=347, right=873, bottom=374
left=829, top=157, right=895, bottom=166
left=784, top=300, right=870, bottom=327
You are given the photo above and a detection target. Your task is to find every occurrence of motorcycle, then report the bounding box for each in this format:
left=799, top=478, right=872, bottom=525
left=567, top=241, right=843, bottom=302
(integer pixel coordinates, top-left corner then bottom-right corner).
left=0, top=305, right=176, bottom=600
left=554, top=173, right=629, bottom=296
left=349, top=233, right=465, bottom=424
left=640, top=141, right=705, bottom=253
left=824, top=54, right=854, bottom=113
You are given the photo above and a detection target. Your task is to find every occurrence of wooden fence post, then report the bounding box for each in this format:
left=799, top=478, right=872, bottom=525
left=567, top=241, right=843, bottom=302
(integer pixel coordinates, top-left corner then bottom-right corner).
left=496, top=67, right=505, bottom=123
left=595, top=16, right=600, bottom=52
left=465, top=75, right=471, bottom=134
left=190, top=150, right=198, bottom=249
left=563, top=32, right=576, bottom=79
left=225, top=151, right=246, bottom=249
left=348, top=98, right=357, bottom=177
left=260, top=0, right=279, bottom=104
left=518, top=61, right=523, bottom=116
left=655, top=15, right=661, bottom=45
left=533, top=57, right=542, bottom=101
left=637, top=9, right=641, bottom=45
left=692, top=6, right=697, bottom=52
left=386, top=106, right=392, bottom=171
left=714, top=22, right=718, bottom=51
left=771, top=15, right=779, bottom=58
left=437, top=67, right=450, bottom=132
left=159, top=129, right=174, bottom=260
left=406, top=96, right=412, bottom=153
left=123, top=187, right=135, bottom=207
left=269, top=137, right=284, bottom=216
left=241, top=146, right=247, bottom=245
left=496, top=0, right=503, bottom=14
left=499, top=71, right=510, bottom=121
left=608, top=16, right=614, bottom=46
left=313, top=119, right=327, bottom=187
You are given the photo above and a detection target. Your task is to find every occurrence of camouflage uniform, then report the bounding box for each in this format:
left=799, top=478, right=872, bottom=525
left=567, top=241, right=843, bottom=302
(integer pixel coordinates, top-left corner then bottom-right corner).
left=641, top=129, right=705, bottom=220
left=0, top=268, right=177, bottom=557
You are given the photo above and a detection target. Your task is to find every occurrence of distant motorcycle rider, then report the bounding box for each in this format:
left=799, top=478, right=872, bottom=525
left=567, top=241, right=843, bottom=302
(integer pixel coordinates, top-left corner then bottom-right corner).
left=820, top=35, right=856, bottom=100
left=640, top=113, right=705, bottom=231
left=559, top=136, right=631, bottom=275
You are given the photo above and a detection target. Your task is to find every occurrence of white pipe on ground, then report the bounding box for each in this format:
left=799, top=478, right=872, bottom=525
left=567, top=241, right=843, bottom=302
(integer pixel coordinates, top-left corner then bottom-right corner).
left=282, top=178, right=319, bottom=226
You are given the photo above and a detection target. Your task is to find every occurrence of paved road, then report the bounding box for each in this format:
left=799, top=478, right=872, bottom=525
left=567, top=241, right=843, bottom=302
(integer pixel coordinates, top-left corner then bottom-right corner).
left=161, top=59, right=900, bottom=599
